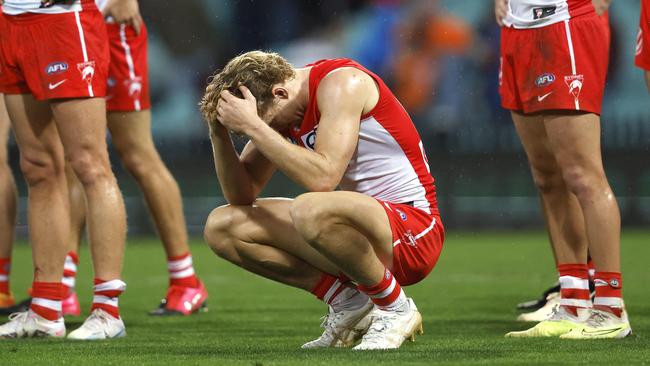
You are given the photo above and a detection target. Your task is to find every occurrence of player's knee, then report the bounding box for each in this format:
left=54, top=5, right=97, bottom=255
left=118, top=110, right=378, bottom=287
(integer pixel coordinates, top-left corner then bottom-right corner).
left=120, top=148, right=160, bottom=181
left=19, top=151, right=63, bottom=187
left=204, top=205, right=238, bottom=258
left=290, top=193, right=335, bottom=243
left=530, top=168, right=564, bottom=194
left=67, top=149, right=111, bottom=187
left=561, top=165, right=602, bottom=200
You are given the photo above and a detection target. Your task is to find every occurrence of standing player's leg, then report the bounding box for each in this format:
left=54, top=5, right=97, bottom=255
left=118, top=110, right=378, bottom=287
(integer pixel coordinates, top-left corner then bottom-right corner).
left=52, top=98, right=128, bottom=340
left=506, top=112, right=591, bottom=337
left=61, top=164, right=83, bottom=317
left=0, top=94, right=68, bottom=338
left=0, top=95, right=18, bottom=309
left=107, top=110, right=207, bottom=315
left=105, top=21, right=207, bottom=315
left=540, top=113, right=631, bottom=339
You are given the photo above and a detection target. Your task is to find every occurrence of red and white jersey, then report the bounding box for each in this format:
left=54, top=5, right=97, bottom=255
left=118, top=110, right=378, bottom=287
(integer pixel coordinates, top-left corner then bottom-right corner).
left=503, top=0, right=595, bottom=29
left=285, top=59, right=439, bottom=215
left=2, top=0, right=95, bottom=15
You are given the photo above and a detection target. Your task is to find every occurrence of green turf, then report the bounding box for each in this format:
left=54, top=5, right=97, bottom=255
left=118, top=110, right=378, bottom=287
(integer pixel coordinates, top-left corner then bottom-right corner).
left=1, top=231, right=648, bottom=365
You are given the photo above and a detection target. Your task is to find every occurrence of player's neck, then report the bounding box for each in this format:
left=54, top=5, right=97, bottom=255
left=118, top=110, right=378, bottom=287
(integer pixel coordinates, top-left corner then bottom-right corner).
left=293, top=67, right=311, bottom=109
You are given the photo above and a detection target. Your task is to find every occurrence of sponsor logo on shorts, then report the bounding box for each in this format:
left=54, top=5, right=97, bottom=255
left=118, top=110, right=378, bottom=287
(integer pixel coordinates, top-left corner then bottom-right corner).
left=300, top=126, right=318, bottom=150
left=48, top=79, right=68, bottom=90
left=564, top=74, right=584, bottom=99
left=77, top=61, right=96, bottom=85
left=396, top=209, right=407, bottom=221
left=535, top=73, right=555, bottom=87
left=537, top=92, right=553, bottom=102
left=533, top=6, right=556, bottom=20
left=45, top=62, right=68, bottom=75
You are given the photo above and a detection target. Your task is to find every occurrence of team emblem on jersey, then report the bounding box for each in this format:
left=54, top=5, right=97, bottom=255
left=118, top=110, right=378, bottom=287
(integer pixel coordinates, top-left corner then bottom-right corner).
left=45, top=62, right=68, bottom=75
left=404, top=230, right=417, bottom=247
left=532, top=6, right=556, bottom=20
left=396, top=209, right=408, bottom=221
left=564, top=75, right=584, bottom=99
left=535, top=73, right=555, bottom=87
left=300, top=126, right=318, bottom=150
left=125, top=77, right=143, bottom=99
left=77, top=61, right=96, bottom=85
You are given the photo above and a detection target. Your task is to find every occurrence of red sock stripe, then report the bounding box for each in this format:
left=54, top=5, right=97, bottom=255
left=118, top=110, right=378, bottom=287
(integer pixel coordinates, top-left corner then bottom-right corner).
left=63, top=269, right=76, bottom=277
left=594, top=272, right=622, bottom=298
left=0, top=257, right=10, bottom=275
left=358, top=269, right=393, bottom=296
left=67, top=251, right=79, bottom=264
left=561, top=288, right=591, bottom=300
left=30, top=304, right=60, bottom=321
left=167, top=252, right=190, bottom=262
left=32, top=282, right=65, bottom=300
left=311, top=273, right=338, bottom=300
left=371, top=284, right=402, bottom=307
left=91, top=303, right=120, bottom=319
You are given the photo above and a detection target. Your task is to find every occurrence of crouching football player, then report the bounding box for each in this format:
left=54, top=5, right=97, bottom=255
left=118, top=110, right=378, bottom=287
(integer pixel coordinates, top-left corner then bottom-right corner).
left=200, top=52, right=444, bottom=350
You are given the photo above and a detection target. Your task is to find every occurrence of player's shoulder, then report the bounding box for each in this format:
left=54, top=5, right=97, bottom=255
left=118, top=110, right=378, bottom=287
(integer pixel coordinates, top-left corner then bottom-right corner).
left=317, top=66, right=375, bottom=100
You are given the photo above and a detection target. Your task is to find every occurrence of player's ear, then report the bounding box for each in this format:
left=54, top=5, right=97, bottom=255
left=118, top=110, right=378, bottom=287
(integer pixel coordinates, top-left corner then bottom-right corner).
left=272, top=85, right=289, bottom=100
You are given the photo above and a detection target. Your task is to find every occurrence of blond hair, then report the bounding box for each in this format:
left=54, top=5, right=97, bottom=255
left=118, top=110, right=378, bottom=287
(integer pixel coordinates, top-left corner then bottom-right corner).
left=200, top=51, right=296, bottom=124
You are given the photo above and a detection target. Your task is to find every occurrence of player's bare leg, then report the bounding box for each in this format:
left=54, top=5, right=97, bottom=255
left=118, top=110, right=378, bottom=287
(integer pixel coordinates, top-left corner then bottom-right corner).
left=644, top=71, right=650, bottom=94
left=0, top=95, right=18, bottom=309
left=512, top=112, right=588, bottom=265
left=206, top=198, right=378, bottom=347
left=541, top=112, right=630, bottom=339
left=107, top=110, right=206, bottom=315
left=506, top=111, right=592, bottom=337
left=50, top=98, right=127, bottom=340
left=0, top=94, right=68, bottom=338
left=61, top=164, right=84, bottom=316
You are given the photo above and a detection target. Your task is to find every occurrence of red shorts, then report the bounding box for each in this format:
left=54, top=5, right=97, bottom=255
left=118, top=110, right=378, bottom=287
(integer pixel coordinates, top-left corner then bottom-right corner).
left=106, top=22, right=151, bottom=111
left=636, top=0, right=650, bottom=71
left=0, top=9, right=109, bottom=100
left=377, top=200, right=444, bottom=286
left=500, top=15, right=610, bottom=114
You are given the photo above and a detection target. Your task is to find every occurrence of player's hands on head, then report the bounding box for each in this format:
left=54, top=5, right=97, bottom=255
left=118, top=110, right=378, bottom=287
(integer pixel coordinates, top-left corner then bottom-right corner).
left=591, top=0, right=612, bottom=15
left=216, top=86, right=264, bottom=136
left=102, top=0, right=143, bottom=35
left=494, top=0, right=508, bottom=26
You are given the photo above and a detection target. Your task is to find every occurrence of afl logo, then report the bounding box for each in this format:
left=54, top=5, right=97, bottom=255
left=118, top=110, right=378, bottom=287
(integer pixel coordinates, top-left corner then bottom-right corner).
left=535, top=73, right=555, bottom=87
left=45, top=62, right=68, bottom=75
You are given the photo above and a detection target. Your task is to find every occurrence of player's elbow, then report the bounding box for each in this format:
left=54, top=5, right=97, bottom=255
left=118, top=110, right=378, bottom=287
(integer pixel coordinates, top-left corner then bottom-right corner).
left=305, top=177, right=338, bottom=192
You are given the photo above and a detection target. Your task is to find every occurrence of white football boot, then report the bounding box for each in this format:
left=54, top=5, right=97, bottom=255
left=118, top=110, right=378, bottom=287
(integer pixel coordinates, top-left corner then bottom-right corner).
left=301, top=300, right=374, bottom=348
left=67, top=309, right=126, bottom=340
left=506, top=305, right=587, bottom=338
left=517, top=292, right=561, bottom=322
left=0, top=311, right=65, bottom=339
left=560, top=308, right=632, bottom=339
left=353, top=298, right=423, bottom=350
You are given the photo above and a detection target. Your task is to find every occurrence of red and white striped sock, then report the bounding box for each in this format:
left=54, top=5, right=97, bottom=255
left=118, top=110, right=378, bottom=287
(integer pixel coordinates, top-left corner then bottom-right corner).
left=62, top=252, right=78, bottom=296
left=358, top=268, right=407, bottom=311
left=311, top=273, right=349, bottom=305
left=91, top=279, right=126, bottom=319
left=167, top=253, right=199, bottom=288
left=593, top=272, right=623, bottom=317
left=0, top=257, right=10, bottom=294
left=30, top=282, right=65, bottom=321
left=558, top=263, right=592, bottom=316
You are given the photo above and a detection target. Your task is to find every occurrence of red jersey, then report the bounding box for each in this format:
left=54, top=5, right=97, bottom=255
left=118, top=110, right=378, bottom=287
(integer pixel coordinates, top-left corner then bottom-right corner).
left=286, top=59, right=439, bottom=216
left=637, top=0, right=650, bottom=71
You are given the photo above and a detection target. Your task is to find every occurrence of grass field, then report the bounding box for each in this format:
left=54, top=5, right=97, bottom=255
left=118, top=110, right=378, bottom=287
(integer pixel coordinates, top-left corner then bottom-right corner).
left=1, top=231, right=648, bottom=365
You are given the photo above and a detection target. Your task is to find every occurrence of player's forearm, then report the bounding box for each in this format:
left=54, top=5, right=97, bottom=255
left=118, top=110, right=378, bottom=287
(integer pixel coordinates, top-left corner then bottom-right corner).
left=247, top=123, right=341, bottom=192
left=209, top=127, right=257, bottom=205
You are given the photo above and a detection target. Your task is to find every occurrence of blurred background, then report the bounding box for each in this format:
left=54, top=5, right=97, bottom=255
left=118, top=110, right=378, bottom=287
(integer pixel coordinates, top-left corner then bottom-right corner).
left=7, top=0, right=650, bottom=237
